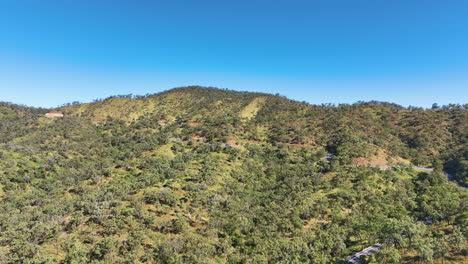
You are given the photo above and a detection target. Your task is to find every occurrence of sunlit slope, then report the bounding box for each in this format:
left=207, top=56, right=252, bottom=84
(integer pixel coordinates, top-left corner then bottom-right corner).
left=61, top=87, right=271, bottom=123
left=59, top=86, right=467, bottom=182
left=0, top=87, right=467, bottom=263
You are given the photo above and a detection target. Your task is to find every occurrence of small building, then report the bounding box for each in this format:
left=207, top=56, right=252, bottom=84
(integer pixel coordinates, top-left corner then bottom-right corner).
left=45, top=111, right=64, bottom=118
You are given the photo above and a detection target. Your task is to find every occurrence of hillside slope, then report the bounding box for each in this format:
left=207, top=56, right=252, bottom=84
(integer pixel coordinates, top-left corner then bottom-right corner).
left=62, top=86, right=468, bottom=183
left=0, top=87, right=467, bottom=263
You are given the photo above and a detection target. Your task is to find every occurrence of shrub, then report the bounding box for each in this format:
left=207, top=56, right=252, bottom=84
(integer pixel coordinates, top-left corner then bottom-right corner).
left=144, top=189, right=178, bottom=206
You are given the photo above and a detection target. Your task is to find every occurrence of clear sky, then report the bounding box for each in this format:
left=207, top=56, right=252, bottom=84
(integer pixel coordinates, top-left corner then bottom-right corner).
left=1, top=0, right=467, bottom=108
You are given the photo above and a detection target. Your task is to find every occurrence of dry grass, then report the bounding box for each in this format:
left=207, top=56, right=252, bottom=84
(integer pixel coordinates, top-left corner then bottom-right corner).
left=239, top=97, right=266, bottom=120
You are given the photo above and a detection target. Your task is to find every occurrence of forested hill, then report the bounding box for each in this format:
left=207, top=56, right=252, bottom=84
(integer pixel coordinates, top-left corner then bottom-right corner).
left=61, top=86, right=467, bottom=185
left=0, top=86, right=467, bottom=263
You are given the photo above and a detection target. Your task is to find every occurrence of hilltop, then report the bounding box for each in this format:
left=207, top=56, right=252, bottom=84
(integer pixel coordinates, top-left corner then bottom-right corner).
left=61, top=87, right=272, bottom=123
left=0, top=87, right=467, bottom=263
left=58, top=86, right=467, bottom=184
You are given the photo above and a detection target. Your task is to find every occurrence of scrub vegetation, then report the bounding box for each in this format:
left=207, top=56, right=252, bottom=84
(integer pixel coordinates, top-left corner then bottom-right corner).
left=0, top=87, right=467, bottom=263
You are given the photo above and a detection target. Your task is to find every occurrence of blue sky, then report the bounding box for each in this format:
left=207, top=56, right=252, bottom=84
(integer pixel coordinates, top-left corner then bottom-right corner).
left=0, top=0, right=467, bottom=108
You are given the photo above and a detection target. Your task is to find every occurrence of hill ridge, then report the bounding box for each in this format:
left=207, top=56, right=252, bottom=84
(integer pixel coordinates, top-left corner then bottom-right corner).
left=0, top=86, right=467, bottom=263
